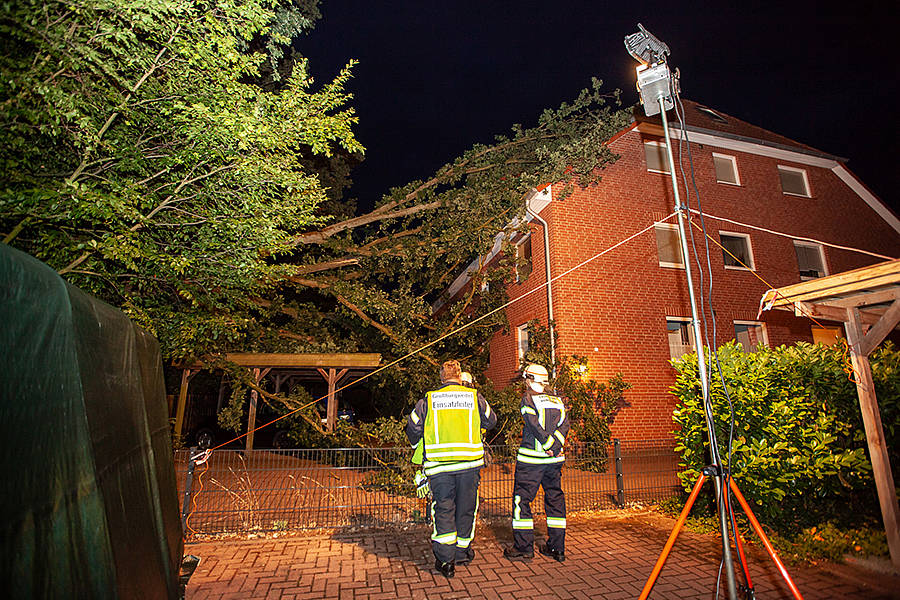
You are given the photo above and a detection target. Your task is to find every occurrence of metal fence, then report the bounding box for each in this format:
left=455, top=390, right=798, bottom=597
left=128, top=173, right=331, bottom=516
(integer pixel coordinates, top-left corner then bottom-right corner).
left=176, top=439, right=684, bottom=535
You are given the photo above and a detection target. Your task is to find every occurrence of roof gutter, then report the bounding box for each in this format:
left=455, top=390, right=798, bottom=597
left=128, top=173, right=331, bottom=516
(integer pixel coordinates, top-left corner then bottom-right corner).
left=525, top=189, right=556, bottom=374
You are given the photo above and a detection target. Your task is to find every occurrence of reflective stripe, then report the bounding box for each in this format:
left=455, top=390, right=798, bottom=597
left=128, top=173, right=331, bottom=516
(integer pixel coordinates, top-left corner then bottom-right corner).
left=547, top=517, right=567, bottom=529
left=521, top=406, right=537, bottom=416
left=541, top=436, right=555, bottom=450
left=425, top=449, right=485, bottom=459
left=432, top=531, right=458, bottom=545
left=517, top=447, right=548, bottom=458
left=512, top=518, right=534, bottom=530
left=423, top=458, right=484, bottom=476
left=485, top=403, right=491, bottom=418
left=425, top=442, right=484, bottom=450
left=516, top=452, right=565, bottom=465
left=457, top=494, right=479, bottom=548
left=554, top=431, right=565, bottom=444
left=410, top=410, right=420, bottom=424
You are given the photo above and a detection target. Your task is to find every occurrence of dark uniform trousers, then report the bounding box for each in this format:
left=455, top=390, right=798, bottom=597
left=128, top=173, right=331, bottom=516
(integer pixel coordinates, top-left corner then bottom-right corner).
left=512, top=461, right=566, bottom=552
left=429, top=468, right=480, bottom=563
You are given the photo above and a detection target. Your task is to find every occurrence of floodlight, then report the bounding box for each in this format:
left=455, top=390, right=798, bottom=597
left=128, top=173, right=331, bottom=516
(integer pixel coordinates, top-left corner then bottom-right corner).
left=624, top=23, right=669, bottom=66
left=625, top=24, right=676, bottom=116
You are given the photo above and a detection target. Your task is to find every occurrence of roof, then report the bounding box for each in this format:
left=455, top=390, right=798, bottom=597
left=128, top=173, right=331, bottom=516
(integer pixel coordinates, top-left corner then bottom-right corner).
left=632, top=99, right=845, bottom=163
left=760, top=259, right=900, bottom=328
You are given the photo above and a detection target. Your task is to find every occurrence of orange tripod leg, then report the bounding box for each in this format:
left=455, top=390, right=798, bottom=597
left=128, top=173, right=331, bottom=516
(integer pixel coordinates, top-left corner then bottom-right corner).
left=723, top=481, right=754, bottom=592
left=729, top=478, right=804, bottom=600
left=639, top=473, right=707, bottom=600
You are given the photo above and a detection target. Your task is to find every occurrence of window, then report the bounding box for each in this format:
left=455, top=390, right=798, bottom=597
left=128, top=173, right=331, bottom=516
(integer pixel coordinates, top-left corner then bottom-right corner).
left=712, top=153, right=740, bottom=185
left=812, top=326, right=843, bottom=346
left=655, top=223, right=684, bottom=268
left=516, top=324, right=530, bottom=360
left=515, top=234, right=532, bottom=282
left=644, top=141, right=669, bottom=173
left=719, top=232, right=754, bottom=270
left=778, top=165, right=810, bottom=197
left=667, top=318, right=695, bottom=359
left=734, top=321, right=768, bottom=352
left=793, top=241, right=827, bottom=280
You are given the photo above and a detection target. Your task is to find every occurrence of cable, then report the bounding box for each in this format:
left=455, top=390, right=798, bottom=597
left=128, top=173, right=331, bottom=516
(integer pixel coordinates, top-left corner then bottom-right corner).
left=691, top=211, right=895, bottom=261
left=672, top=87, right=745, bottom=590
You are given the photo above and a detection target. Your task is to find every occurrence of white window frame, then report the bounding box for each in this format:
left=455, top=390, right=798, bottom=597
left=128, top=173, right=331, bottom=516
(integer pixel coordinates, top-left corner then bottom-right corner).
left=644, top=141, right=670, bottom=174
left=734, top=320, right=768, bottom=352
left=719, top=231, right=755, bottom=271
left=777, top=165, right=811, bottom=197
left=793, top=241, right=828, bottom=280
left=516, top=323, right=530, bottom=360
left=712, top=152, right=741, bottom=186
left=515, top=233, right=532, bottom=283
left=666, top=317, right=695, bottom=360
left=655, top=223, right=685, bottom=269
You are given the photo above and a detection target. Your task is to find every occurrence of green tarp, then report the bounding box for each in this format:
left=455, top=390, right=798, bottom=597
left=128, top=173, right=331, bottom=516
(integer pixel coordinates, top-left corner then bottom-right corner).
left=1, top=244, right=182, bottom=599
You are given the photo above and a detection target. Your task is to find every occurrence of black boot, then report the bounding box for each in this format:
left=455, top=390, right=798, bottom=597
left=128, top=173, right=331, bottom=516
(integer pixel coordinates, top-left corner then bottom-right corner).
left=503, top=545, right=534, bottom=560
left=435, top=559, right=455, bottom=578
left=539, top=543, right=565, bottom=562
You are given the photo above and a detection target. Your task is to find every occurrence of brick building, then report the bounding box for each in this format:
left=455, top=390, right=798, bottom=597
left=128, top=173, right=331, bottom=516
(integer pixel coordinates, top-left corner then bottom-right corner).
left=445, top=101, right=900, bottom=440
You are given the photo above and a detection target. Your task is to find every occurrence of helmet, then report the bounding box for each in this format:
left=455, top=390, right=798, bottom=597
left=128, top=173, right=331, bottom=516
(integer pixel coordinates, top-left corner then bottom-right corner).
left=460, top=371, right=474, bottom=386
left=523, top=364, right=549, bottom=393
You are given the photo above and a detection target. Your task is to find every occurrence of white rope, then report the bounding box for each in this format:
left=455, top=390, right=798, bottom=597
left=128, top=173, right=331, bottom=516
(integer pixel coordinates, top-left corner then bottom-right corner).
left=691, top=210, right=895, bottom=261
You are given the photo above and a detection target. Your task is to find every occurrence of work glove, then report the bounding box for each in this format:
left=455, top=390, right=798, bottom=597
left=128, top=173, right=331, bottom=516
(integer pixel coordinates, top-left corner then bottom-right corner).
left=414, top=471, right=430, bottom=498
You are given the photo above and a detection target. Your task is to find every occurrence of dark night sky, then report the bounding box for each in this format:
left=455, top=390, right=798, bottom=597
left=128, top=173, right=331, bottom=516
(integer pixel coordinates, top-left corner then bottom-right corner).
left=300, top=2, right=897, bottom=214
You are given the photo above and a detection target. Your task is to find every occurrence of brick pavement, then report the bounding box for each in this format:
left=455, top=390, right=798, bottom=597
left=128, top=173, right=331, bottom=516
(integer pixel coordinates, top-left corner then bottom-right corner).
left=185, top=511, right=900, bottom=599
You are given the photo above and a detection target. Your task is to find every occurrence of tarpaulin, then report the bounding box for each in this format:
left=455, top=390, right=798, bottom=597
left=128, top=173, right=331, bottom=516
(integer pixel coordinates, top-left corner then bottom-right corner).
left=1, top=244, right=182, bottom=599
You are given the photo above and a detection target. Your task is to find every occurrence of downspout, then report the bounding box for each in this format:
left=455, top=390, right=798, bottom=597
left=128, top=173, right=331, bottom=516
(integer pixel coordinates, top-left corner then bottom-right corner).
left=525, top=204, right=556, bottom=375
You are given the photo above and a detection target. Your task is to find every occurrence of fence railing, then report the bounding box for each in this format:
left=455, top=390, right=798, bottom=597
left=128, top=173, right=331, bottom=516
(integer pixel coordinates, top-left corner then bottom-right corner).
left=176, top=439, right=684, bottom=535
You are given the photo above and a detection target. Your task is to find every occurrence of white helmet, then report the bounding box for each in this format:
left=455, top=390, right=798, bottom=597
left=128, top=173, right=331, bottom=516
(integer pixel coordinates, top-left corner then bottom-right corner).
left=523, top=364, right=549, bottom=393
left=460, top=371, right=474, bottom=386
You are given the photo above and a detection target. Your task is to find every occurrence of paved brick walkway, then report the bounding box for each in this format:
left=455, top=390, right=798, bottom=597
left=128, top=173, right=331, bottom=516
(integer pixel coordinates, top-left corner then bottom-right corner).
left=185, top=511, right=899, bottom=599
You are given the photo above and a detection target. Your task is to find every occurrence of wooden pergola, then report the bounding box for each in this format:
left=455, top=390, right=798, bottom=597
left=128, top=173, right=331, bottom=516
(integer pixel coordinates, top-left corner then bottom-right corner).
left=173, top=353, right=381, bottom=450
left=760, top=259, right=900, bottom=569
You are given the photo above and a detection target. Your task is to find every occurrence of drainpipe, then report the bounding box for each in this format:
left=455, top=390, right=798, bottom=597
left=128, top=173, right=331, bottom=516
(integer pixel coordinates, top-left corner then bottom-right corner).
left=525, top=204, right=556, bottom=375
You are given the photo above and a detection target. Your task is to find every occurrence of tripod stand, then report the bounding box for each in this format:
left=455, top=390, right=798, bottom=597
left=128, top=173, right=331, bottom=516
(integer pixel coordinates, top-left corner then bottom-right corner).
left=639, top=466, right=804, bottom=600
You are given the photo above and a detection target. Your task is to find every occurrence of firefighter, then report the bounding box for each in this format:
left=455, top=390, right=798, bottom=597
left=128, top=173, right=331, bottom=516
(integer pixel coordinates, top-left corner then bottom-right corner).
left=406, top=360, right=497, bottom=578
left=504, top=363, right=570, bottom=562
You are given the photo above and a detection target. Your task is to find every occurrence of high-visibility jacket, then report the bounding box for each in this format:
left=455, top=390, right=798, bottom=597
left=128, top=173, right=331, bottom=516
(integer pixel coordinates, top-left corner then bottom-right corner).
left=516, top=390, right=570, bottom=465
left=406, top=382, right=497, bottom=476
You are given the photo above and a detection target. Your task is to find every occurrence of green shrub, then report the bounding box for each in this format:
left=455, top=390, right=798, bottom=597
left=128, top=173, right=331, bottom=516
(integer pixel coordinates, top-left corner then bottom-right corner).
left=671, top=341, right=900, bottom=531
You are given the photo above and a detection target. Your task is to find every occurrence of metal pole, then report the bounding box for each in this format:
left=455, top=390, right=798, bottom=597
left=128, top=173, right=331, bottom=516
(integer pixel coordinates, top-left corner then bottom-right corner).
left=181, top=447, right=198, bottom=534
left=658, top=95, right=737, bottom=600
left=614, top=438, right=625, bottom=506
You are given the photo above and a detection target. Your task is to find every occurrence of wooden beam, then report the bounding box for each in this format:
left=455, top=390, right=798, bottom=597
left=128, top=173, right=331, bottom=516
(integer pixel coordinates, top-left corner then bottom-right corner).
left=245, top=367, right=272, bottom=452
left=762, top=259, right=900, bottom=309
left=191, top=352, right=380, bottom=369
left=858, top=299, right=900, bottom=357
left=173, top=369, right=196, bottom=443
left=793, top=301, right=881, bottom=327
left=844, top=310, right=900, bottom=569
left=822, top=288, right=900, bottom=309
left=318, top=367, right=348, bottom=432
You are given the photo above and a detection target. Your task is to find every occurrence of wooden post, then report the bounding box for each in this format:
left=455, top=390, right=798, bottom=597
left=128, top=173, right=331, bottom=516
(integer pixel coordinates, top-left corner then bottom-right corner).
left=845, top=308, right=900, bottom=569
left=318, top=368, right=348, bottom=432
left=173, top=369, right=195, bottom=442
left=245, top=367, right=271, bottom=451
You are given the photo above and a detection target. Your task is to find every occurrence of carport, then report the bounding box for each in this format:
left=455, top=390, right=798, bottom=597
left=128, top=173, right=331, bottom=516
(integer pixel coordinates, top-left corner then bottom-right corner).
left=173, top=353, right=381, bottom=449
left=760, top=258, right=900, bottom=569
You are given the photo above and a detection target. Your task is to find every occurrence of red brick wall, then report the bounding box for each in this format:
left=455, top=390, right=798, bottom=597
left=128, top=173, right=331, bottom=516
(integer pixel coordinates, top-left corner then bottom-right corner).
left=485, top=126, right=900, bottom=441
